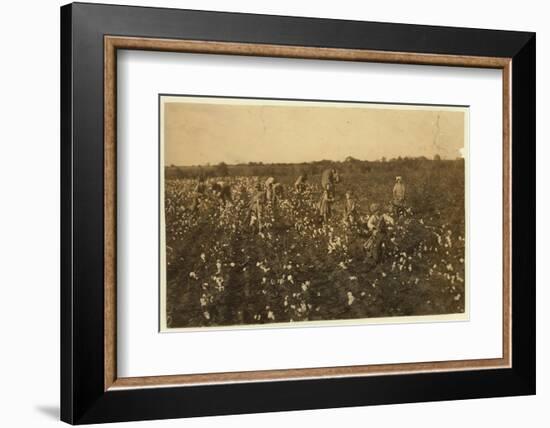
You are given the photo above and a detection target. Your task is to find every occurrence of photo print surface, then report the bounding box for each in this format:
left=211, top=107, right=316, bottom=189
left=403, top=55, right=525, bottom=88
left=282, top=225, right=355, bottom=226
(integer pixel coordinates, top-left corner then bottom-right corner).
left=160, top=95, right=469, bottom=331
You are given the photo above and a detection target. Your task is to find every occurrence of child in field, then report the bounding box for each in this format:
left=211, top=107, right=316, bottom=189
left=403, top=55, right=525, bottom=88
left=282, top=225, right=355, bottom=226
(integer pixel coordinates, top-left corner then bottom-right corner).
left=342, top=190, right=358, bottom=226
left=264, top=177, right=284, bottom=206
left=321, top=168, right=340, bottom=189
left=249, top=183, right=267, bottom=233
left=271, top=182, right=285, bottom=209
left=365, top=203, right=393, bottom=263
left=318, top=183, right=335, bottom=223
left=190, top=176, right=206, bottom=213
left=392, top=176, right=406, bottom=215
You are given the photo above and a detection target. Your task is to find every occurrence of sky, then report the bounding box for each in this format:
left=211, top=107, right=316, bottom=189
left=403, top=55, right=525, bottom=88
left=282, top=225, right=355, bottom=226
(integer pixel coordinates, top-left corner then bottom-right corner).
left=162, top=96, right=466, bottom=166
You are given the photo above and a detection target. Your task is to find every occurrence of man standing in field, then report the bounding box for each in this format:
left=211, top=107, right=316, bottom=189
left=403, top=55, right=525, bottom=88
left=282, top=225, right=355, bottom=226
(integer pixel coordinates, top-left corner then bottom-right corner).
left=392, top=176, right=406, bottom=215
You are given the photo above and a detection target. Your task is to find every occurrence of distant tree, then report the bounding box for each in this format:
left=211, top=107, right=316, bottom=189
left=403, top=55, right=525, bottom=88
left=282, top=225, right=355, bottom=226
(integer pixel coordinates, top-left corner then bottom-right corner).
left=381, top=157, right=387, bottom=162
left=216, top=162, right=229, bottom=176
left=433, top=154, right=442, bottom=161
left=174, top=167, right=185, bottom=179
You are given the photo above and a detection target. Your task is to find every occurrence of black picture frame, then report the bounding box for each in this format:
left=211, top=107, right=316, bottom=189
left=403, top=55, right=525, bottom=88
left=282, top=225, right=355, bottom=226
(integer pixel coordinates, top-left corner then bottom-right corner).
left=61, top=2, right=535, bottom=424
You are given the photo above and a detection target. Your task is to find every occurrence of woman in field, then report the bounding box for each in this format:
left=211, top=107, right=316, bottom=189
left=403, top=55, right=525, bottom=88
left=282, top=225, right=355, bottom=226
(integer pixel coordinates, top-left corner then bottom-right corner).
left=211, top=181, right=232, bottom=206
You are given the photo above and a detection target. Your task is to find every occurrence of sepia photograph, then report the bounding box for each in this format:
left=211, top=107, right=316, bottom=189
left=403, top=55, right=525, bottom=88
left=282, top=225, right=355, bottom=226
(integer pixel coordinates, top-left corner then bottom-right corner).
left=160, top=95, right=469, bottom=331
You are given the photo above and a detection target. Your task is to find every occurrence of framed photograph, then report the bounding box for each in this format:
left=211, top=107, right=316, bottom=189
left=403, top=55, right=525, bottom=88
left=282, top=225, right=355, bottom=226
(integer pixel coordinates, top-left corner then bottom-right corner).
left=61, top=2, right=535, bottom=424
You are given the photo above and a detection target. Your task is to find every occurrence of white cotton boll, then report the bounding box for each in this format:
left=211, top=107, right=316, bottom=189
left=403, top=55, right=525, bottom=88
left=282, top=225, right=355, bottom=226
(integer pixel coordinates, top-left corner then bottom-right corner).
left=347, top=291, right=355, bottom=305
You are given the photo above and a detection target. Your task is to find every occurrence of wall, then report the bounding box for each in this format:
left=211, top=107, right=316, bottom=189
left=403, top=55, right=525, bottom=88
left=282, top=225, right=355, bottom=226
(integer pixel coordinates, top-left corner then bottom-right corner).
left=0, top=0, right=545, bottom=427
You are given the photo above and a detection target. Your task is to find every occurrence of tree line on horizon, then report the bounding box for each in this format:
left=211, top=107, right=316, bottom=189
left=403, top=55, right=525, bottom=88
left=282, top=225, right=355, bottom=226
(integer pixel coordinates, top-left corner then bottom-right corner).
left=165, top=155, right=461, bottom=179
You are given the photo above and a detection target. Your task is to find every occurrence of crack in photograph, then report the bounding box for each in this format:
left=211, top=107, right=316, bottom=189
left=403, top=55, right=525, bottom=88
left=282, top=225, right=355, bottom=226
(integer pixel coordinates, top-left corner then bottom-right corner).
left=159, top=95, right=468, bottom=331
